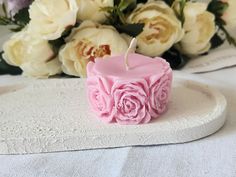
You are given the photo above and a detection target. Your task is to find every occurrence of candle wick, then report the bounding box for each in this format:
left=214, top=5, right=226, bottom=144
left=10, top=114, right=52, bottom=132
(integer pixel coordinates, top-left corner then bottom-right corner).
left=125, top=38, right=137, bottom=71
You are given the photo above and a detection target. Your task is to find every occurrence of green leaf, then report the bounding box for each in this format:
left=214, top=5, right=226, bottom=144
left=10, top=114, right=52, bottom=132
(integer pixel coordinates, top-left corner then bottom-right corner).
left=13, top=7, right=30, bottom=26
left=136, top=0, right=148, bottom=4
left=10, top=26, right=24, bottom=32
left=116, top=8, right=126, bottom=24
left=0, top=52, right=22, bottom=75
left=218, top=24, right=236, bottom=47
left=172, top=0, right=189, bottom=26
left=207, top=0, right=236, bottom=47
left=0, top=7, right=30, bottom=31
left=102, top=0, right=137, bottom=25
left=164, top=0, right=175, bottom=6
left=114, top=0, right=122, bottom=6
left=49, top=38, right=65, bottom=55
left=207, top=0, right=229, bottom=31
left=114, top=23, right=144, bottom=37
left=118, top=0, right=135, bottom=11
left=162, top=48, right=189, bottom=69
left=216, top=18, right=227, bottom=26
left=208, top=0, right=229, bottom=18
left=210, top=33, right=225, bottom=49
left=179, top=0, right=186, bottom=25
left=48, top=26, right=74, bottom=55
left=100, top=6, right=114, bottom=13
left=0, top=16, right=12, bottom=25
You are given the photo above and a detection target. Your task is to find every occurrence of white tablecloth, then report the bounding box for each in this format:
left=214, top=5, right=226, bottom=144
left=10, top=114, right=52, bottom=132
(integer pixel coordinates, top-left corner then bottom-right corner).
left=0, top=68, right=236, bottom=177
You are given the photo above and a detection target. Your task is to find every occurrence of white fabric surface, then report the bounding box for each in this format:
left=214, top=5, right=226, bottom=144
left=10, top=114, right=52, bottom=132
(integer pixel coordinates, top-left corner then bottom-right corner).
left=0, top=68, right=236, bottom=177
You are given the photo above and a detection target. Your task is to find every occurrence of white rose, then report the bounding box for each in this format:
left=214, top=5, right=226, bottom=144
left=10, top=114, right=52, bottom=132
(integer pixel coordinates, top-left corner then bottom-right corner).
left=28, top=0, right=78, bottom=40
left=2, top=29, right=62, bottom=78
left=222, top=0, right=236, bottom=28
left=76, top=0, right=113, bottom=23
left=59, top=21, right=129, bottom=77
left=21, top=59, right=62, bottom=78
left=127, top=0, right=184, bottom=57
left=175, top=2, right=216, bottom=56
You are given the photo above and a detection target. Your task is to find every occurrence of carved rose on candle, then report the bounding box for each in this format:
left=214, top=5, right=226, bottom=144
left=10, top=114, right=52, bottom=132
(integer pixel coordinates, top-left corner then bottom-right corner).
left=87, top=76, right=115, bottom=123
left=111, top=79, right=151, bottom=125
left=59, top=21, right=129, bottom=77
left=149, top=74, right=172, bottom=118
left=87, top=77, right=152, bottom=124
left=86, top=53, right=173, bottom=125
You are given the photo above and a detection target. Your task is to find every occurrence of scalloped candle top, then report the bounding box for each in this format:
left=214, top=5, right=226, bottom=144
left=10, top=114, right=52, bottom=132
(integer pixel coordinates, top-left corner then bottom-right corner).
left=86, top=53, right=173, bottom=125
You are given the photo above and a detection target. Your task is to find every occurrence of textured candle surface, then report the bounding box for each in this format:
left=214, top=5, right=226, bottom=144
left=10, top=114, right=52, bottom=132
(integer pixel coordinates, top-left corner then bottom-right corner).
left=86, top=53, right=173, bottom=125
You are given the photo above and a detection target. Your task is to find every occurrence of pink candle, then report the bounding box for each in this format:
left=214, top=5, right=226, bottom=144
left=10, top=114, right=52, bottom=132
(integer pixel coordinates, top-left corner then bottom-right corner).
left=86, top=45, right=172, bottom=125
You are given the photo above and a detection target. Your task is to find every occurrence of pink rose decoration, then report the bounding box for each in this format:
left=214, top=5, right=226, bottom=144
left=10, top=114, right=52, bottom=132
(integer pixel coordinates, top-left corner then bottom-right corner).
left=149, top=72, right=172, bottom=118
left=87, top=76, right=114, bottom=123
left=86, top=53, right=173, bottom=125
left=111, top=79, right=151, bottom=125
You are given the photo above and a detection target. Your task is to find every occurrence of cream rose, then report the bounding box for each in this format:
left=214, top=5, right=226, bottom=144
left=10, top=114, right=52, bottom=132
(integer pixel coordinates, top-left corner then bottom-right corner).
left=127, top=0, right=184, bottom=57
left=59, top=21, right=129, bottom=77
left=2, top=29, right=61, bottom=78
left=76, top=0, right=113, bottom=23
left=28, top=0, right=78, bottom=40
left=221, top=0, right=236, bottom=28
left=20, top=59, right=62, bottom=78
left=175, top=2, right=216, bottom=56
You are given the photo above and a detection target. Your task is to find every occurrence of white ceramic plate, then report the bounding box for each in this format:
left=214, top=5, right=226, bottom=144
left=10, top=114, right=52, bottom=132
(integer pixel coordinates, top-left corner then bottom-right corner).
left=0, top=75, right=227, bottom=154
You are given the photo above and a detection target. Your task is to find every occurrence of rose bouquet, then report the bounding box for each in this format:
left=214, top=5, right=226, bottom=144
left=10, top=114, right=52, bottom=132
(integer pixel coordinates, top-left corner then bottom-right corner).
left=0, top=0, right=235, bottom=78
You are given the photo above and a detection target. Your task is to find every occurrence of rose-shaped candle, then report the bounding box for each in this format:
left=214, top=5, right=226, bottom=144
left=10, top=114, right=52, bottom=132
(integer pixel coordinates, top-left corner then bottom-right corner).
left=86, top=39, right=173, bottom=125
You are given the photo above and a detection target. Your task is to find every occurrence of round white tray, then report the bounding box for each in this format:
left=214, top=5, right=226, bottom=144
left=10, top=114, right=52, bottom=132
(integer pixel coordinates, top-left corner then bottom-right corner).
left=0, top=75, right=227, bottom=154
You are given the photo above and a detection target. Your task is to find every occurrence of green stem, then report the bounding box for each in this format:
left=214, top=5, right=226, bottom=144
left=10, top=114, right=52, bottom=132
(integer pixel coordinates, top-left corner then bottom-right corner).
left=0, top=15, right=25, bottom=30
left=220, top=25, right=236, bottom=46
left=179, top=0, right=186, bottom=25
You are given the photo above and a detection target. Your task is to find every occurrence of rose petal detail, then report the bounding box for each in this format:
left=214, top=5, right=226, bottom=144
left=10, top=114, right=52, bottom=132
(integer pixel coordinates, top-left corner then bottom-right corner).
left=87, top=76, right=114, bottom=123
left=111, top=79, right=151, bottom=125
left=149, top=72, right=173, bottom=118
